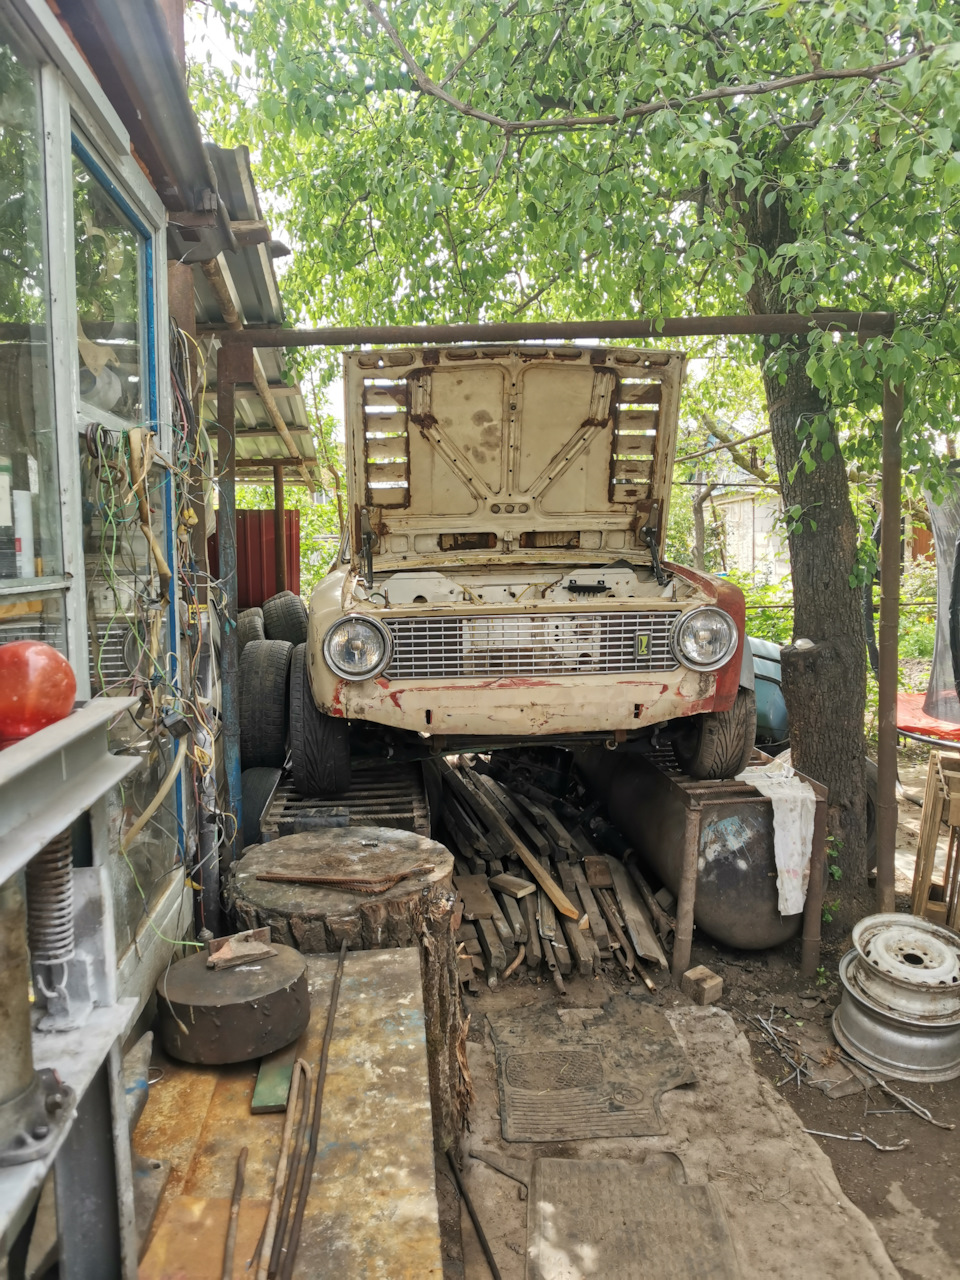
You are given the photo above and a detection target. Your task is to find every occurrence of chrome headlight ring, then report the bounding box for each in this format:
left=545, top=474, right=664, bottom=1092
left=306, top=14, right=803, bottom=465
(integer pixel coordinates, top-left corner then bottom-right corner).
left=670, top=606, right=739, bottom=672
left=322, top=614, right=393, bottom=681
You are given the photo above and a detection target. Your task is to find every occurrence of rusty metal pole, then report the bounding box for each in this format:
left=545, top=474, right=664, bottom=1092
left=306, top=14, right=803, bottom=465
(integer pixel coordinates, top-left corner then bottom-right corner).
left=273, top=463, right=287, bottom=594
left=671, top=807, right=701, bottom=982
left=217, top=344, right=253, bottom=901
left=876, top=379, right=904, bottom=914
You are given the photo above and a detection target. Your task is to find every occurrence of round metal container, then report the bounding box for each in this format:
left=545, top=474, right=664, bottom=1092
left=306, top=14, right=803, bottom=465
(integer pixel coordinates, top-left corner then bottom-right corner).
left=851, top=914, right=960, bottom=1019
left=832, top=950, right=960, bottom=1083
left=157, top=944, right=309, bottom=1065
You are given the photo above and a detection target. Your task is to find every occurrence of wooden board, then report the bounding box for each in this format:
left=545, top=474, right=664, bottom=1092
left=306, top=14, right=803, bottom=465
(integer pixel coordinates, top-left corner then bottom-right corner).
left=250, top=1040, right=297, bottom=1114
left=454, top=874, right=498, bottom=920
left=606, top=856, right=668, bottom=970
left=489, top=873, right=537, bottom=899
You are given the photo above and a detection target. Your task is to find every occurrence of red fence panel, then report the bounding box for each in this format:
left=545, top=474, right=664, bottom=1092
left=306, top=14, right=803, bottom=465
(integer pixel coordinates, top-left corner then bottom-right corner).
left=208, top=509, right=301, bottom=609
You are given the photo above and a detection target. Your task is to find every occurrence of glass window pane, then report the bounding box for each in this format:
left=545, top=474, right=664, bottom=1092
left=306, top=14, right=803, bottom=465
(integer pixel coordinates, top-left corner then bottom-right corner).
left=73, top=154, right=142, bottom=422
left=0, top=591, right=65, bottom=650
left=0, top=33, right=62, bottom=586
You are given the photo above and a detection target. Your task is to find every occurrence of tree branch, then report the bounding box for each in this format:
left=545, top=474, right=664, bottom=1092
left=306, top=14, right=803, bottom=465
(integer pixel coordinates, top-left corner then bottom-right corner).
left=362, top=4, right=936, bottom=137
left=439, top=1, right=520, bottom=89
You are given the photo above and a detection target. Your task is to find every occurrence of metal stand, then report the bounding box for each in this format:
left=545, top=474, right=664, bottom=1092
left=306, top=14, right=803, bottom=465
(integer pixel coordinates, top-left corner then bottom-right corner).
left=0, top=701, right=141, bottom=1277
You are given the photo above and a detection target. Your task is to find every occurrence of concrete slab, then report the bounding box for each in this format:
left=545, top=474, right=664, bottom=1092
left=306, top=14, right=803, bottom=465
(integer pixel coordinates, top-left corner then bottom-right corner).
left=459, top=997, right=900, bottom=1279
left=138, top=948, right=442, bottom=1279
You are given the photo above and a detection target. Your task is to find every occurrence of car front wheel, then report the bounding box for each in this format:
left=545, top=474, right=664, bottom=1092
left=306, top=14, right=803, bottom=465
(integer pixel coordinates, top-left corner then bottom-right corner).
left=289, top=643, right=351, bottom=797
left=673, top=688, right=758, bottom=781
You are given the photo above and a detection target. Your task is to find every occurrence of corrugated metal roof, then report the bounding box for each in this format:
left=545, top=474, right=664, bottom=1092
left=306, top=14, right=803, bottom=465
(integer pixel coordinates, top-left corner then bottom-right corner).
left=194, top=147, right=319, bottom=488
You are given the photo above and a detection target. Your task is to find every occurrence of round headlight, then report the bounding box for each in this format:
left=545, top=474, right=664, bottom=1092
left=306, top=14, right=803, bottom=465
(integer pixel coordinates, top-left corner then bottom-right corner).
left=322, top=616, right=391, bottom=681
left=671, top=607, right=738, bottom=671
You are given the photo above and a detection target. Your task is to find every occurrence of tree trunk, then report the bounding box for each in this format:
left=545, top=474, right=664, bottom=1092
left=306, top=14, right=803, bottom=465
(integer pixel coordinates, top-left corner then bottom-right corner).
left=692, top=476, right=713, bottom=572
left=760, top=351, right=870, bottom=925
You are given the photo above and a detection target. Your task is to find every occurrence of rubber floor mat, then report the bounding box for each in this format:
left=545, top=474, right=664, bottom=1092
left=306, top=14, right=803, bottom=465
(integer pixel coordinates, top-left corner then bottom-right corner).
left=526, top=1157, right=741, bottom=1279
left=488, top=997, right=695, bottom=1142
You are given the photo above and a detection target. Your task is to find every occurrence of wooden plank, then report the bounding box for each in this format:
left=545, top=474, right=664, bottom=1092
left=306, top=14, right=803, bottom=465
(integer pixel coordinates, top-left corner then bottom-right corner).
left=479, top=776, right=551, bottom=857
left=605, top=856, right=668, bottom=970
left=488, top=873, right=537, bottom=899
left=911, top=752, right=946, bottom=918
left=555, top=868, right=594, bottom=977
left=476, top=917, right=507, bottom=973
left=496, top=892, right=527, bottom=944
left=520, top=895, right=542, bottom=969
left=250, top=1040, right=297, bottom=1115
left=551, top=930, right=573, bottom=976
left=454, top=874, right=497, bottom=920
left=583, top=855, right=614, bottom=890
left=570, top=864, right=610, bottom=953
left=440, top=762, right=579, bottom=919
left=513, top=793, right=575, bottom=859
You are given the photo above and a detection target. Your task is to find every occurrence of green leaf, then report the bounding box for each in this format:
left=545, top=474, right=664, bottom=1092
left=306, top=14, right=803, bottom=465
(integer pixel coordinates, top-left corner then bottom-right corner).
left=912, top=154, right=936, bottom=179
left=891, top=152, right=911, bottom=188
left=821, top=440, right=835, bottom=461
left=932, top=126, right=954, bottom=154
left=944, top=155, right=960, bottom=186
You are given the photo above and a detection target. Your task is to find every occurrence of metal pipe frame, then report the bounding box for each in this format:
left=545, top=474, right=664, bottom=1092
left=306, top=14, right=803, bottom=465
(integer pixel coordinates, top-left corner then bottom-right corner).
left=876, top=379, right=905, bottom=913
left=213, top=311, right=901, bottom=931
left=216, top=311, right=894, bottom=350
left=216, top=341, right=252, bottom=903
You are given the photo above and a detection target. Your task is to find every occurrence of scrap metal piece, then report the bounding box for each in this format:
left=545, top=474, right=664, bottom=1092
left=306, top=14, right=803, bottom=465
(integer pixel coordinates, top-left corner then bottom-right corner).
left=447, top=1151, right=503, bottom=1280
left=157, top=945, right=309, bottom=1066
left=221, top=1147, right=248, bottom=1280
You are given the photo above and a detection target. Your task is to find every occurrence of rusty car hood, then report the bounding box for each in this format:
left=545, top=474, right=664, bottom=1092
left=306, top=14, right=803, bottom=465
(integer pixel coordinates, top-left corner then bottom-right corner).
left=343, top=344, right=685, bottom=567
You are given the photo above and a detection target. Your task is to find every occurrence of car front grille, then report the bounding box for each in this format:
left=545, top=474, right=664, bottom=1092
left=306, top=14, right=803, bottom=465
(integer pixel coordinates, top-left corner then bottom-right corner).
left=383, top=611, right=681, bottom=679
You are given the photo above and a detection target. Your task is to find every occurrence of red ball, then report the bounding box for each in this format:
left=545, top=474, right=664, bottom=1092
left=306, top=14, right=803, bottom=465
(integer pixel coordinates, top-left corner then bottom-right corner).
left=0, top=641, right=77, bottom=746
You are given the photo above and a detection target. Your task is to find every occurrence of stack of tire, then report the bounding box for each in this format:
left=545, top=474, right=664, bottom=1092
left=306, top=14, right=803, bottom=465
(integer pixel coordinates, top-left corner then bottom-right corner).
left=237, top=591, right=350, bottom=849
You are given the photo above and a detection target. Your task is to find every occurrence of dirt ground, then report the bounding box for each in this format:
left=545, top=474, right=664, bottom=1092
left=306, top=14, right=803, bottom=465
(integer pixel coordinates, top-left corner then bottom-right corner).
left=438, top=764, right=960, bottom=1280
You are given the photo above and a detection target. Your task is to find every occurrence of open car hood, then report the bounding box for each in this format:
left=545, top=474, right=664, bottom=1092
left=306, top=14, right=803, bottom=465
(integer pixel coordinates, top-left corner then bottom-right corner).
left=343, top=345, right=685, bottom=565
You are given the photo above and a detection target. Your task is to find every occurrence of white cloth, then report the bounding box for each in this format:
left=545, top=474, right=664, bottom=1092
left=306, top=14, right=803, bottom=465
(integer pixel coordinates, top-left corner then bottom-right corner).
left=736, top=751, right=816, bottom=917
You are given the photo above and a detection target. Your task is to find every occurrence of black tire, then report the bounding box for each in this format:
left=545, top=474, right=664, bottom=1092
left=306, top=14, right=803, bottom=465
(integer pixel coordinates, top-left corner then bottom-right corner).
left=289, top=643, right=351, bottom=797
left=237, top=607, right=265, bottom=654
left=241, top=767, right=281, bottom=848
left=263, top=591, right=308, bottom=645
left=240, top=638, right=292, bottom=768
left=674, top=688, right=758, bottom=781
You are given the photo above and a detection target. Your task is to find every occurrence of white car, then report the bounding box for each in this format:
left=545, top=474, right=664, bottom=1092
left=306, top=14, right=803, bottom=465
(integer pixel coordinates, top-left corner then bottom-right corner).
left=291, top=343, right=755, bottom=795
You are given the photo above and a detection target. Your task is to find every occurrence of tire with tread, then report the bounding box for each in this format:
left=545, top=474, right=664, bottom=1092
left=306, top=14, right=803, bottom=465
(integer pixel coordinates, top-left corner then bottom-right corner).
left=263, top=591, right=308, bottom=645
left=674, top=688, right=757, bottom=781
left=239, top=638, right=292, bottom=768
left=241, top=767, right=281, bottom=848
left=289, top=642, right=351, bottom=797
left=237, top=607, right=265, bottom=654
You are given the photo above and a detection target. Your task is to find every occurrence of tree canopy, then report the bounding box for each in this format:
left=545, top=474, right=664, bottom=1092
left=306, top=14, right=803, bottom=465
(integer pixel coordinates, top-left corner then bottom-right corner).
left=196, top=0, right=960, bottom=485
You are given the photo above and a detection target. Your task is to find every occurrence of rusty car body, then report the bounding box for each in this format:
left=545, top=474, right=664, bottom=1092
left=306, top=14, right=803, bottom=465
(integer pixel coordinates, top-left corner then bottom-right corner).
left=299, top=344, right=755, bottom=792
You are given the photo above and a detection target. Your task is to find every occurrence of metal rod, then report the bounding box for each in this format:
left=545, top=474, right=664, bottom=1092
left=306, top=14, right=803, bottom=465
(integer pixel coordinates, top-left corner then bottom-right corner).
left=222, top=1146, right=248, bottom=1280
left=267, top=1061, right=313, bottom=1279
left=278, top=939, right=349, bottom=1280
left=671, top=808, right=701, bottom=981
left=446, top=1151, right=503, bottom=1280
left=801, top=786, right=829, bottom=978
left=256, top=1060, right=308, bottom=1280
left=877, top=378, right=904, bottom=913
left=272, top=463, right=287, bottom=594
left=216, top=342, right=252, bottom=898
left=217, top=312, right=895, bottom=350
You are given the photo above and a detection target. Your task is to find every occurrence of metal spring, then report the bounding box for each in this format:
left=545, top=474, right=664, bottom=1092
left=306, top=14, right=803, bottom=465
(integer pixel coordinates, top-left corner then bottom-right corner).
left=25, top=830, right=75, bottom=965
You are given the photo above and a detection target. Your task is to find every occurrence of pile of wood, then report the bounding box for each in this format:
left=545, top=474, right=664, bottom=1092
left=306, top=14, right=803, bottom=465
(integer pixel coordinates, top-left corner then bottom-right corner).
left=436, top=755, right=673, bottom=995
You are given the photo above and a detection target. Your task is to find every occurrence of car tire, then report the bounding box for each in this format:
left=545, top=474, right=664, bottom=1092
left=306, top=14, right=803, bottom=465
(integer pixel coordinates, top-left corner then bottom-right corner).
left=674, top=688, right=758, bottom=781
left=237, top=607, right=265, bottom=654
left=289, top=643, right=351, bottom=797
left=239, top=638, right=292, bottom=768
left=263, top=591, right=308, bottom=645
left=241, top=766, right=281, bottom=848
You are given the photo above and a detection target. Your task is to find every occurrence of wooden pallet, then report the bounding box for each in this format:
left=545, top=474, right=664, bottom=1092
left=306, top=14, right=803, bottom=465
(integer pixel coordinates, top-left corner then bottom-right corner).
left=911, top=750, right=960, bottom=926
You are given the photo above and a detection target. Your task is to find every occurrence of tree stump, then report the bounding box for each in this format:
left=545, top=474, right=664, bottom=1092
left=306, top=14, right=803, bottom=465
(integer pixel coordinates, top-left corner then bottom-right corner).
left=225, top=826, right=467, bottom=1150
